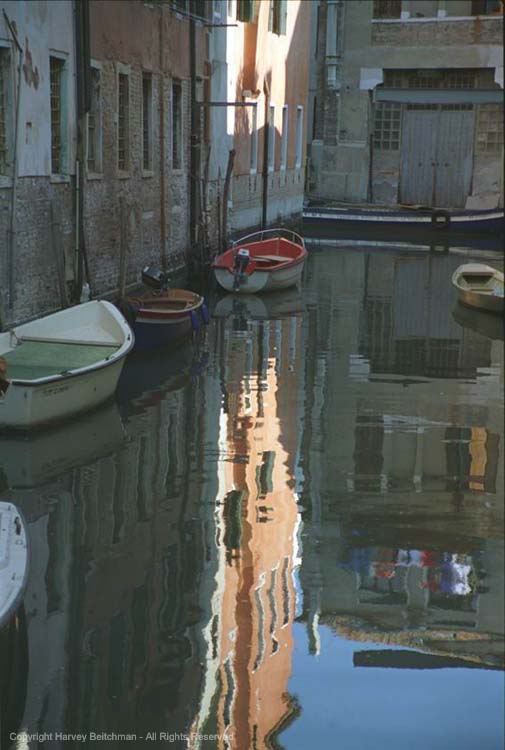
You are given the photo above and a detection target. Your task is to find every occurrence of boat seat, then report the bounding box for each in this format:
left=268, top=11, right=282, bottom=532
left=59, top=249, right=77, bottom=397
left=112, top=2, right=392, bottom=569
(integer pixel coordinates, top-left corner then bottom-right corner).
left=255, top=254, right=292, bottom=262
left=19, top=325, right=119, bottom=347
left=3, top=340, right=119, bottom=381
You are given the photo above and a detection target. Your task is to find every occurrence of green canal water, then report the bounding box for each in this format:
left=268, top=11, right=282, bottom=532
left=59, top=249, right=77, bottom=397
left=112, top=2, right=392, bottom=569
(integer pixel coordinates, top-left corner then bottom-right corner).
left=1, top=244, right=503, bottom=749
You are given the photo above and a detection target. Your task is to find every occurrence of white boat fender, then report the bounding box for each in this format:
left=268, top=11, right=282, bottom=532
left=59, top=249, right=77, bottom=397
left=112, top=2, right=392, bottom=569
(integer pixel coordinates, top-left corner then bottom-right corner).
left=431, top=210, right=450, bottom=227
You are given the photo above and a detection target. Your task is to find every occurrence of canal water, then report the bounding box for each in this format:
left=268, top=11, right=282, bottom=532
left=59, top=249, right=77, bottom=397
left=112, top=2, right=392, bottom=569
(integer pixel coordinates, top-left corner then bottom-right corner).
left=1, top=243, right=503, bottom=750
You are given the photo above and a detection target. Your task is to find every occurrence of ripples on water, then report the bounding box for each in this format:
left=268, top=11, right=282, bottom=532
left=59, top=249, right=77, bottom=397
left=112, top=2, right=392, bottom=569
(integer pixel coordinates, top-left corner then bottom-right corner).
left=1, top=247, right=503, bottom=749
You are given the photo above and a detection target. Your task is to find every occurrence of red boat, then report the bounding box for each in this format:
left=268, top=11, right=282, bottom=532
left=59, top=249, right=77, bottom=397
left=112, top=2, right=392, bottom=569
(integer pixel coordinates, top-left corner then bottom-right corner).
left=213, top=229, right=307, bottom=293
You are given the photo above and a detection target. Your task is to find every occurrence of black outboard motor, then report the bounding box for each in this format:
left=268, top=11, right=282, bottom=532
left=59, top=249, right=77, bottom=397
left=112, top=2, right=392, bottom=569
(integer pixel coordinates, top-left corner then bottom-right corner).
left=142, top=265, right=169, bottom=291
left=233, top=248, right=250, bottom=291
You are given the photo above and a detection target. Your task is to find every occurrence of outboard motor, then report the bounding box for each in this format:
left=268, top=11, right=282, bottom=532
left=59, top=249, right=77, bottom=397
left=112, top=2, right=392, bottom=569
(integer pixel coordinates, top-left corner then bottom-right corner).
left=142, top=265, right=169, bottom=291
left=233, top=248, right=250, bottom=291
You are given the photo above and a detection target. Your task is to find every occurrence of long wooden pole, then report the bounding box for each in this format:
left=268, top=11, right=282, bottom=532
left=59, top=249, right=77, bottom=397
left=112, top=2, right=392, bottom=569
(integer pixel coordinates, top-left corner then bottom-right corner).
left=221, top=149, right=235, bottom=253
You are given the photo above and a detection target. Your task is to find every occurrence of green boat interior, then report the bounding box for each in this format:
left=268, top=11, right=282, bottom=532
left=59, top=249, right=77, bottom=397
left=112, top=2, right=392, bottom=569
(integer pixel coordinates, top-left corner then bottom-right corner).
left=1, top=340, right=119, bottom=382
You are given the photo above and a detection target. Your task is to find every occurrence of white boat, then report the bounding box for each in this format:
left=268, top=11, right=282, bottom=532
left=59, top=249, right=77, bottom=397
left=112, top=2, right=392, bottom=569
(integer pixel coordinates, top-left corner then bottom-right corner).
left=213, top=229, right=307, bottom=293
left=0, top=502, right=29, bottom=630
left=451, top=264, right=504, bottom=314
left=0, top=301, right=134, bottom=429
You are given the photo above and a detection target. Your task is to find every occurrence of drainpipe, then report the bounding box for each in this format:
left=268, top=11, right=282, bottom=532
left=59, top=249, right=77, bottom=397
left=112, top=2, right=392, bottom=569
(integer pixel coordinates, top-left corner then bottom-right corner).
left=74, top=0, right=91, bottom=303
left=189, top=6, right=200, bottom=265
left=261, top=77, right=270, bottom=229
left=158, top=6, right=167, bottom=270
left=2, top=11, right=23, bottom=317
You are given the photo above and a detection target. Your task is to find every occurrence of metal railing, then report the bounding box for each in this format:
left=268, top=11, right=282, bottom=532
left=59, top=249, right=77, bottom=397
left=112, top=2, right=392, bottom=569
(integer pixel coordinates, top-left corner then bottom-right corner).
left=231, top=227, right=305, bottom=249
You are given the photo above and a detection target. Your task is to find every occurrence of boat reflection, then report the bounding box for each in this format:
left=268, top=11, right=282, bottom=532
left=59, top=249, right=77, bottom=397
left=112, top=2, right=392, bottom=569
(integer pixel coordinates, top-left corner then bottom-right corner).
left=453, top=302, right=505, bottom=342
left=0, top=401, right=126, bottom=489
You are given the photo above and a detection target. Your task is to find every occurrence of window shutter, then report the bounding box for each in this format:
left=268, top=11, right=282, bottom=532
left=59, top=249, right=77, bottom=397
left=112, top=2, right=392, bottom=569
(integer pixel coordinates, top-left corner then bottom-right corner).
left=280, top=0, right=287, bottom=34
left=268, top=0, right=274, bottom=31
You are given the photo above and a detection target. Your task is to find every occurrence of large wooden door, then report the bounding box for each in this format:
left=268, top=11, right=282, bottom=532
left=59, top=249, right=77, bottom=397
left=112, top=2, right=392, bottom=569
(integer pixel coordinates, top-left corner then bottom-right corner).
left=400, top=104, right=475, bottom=208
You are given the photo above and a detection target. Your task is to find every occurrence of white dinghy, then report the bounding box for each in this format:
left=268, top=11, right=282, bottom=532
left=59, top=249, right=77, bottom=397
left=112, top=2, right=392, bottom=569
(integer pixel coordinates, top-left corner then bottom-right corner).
left=0, top=301, right=133, bottom=429
left=452, top=264, right=504, bottom=314
left=0, top=502, right=29, bottom=630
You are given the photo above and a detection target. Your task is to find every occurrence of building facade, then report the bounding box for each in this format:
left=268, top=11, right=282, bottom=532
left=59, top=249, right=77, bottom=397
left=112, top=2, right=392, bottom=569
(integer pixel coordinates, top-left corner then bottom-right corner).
left=0, top=0, right=311, bottom=328
left=307, top=0, right=504, bottom=209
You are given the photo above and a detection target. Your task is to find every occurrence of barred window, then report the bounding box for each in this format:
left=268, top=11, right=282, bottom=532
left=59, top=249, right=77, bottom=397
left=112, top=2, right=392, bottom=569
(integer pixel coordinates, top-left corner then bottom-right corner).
left=87, top=67, right=101, bottom=173
left=172, top=80, right=183, bottom=169
left=118, top=72, right=129, bottom=171
left=50, top=56, right=65, bottom=174
left=142, top=73, right=153, bottom=171
left=446, top=70, right=476, bottom=89
left=0, top=49, right=9, bottom=175
left=476, top=105, right=504, bottom=153
left=373, top=0, right=401, bottom=19
left=373, top=103, right=401, bottom=150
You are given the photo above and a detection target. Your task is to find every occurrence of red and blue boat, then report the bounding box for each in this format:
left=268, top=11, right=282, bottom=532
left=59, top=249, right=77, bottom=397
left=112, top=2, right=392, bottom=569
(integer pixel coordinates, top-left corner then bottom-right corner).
left=121, top=266, right=209, bottom=352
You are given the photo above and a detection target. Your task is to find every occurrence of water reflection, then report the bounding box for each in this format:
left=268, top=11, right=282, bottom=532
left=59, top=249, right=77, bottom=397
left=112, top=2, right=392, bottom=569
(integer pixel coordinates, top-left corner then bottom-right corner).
left=2, top=246, right=503, bottom=749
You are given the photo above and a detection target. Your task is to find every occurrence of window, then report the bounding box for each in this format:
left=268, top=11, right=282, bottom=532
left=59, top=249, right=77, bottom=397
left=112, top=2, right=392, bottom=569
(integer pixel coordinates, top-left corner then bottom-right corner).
left=268, top=105, right=275, bottom=172
left=142, top=73, right=153, bottom=171
left=280, top=105, right=288, bottom=170
left=50, top=56, right=66, bottom=174
left=269, top=0, right=288, bottom=34
left=118, top=72, right=130, bottom=171
left=237, top=0, right=254, bottom=22
left=250, top=104, right=258, bottom=173
left=295, top=105, right=303, bottom=168
left=0, top=48, right=10, bottom=175
left=193, top=0, right=213, bottom=20
left=471, top=0, right=503, bottom=15
left=87, top=66, right=101, bottom=173
left=373, top=103, right=401, bottom=150
left=373, top=0, right=401, bottom=18
left=476, top=105, right=504, bottom=153
left=172, top=80, right=183, bottom=169
left=171, top=0, right=188, bottom=12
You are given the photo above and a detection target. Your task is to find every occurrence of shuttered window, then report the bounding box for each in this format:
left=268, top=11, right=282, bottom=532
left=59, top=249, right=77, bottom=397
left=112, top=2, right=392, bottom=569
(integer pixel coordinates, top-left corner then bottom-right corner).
left=237, top=0, right=255, bottom=23
left=118, top=72, right=130, bottom=171
left=269, top=0, right=287, bottom=35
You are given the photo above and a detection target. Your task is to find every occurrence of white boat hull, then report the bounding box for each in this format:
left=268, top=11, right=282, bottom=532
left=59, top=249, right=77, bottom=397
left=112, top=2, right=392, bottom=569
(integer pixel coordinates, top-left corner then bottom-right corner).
left=215, top=257, right=304, bottom=294
left=0, top=301, right=133, bottom=429
left=0, top=502, right=29, bottom=630
left=0, top=359, right=125, bottom=430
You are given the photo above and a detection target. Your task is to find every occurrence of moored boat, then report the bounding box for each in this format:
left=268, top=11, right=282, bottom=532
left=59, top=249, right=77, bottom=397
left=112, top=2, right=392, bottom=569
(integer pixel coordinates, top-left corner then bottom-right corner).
left=451, top=263, right=504, bottom=314
left=303, top=204, right=504, bottom=235
left=213, top=228, right=307, bottom=294
left=120, top=266, right=208, bottom=352
left=0, top=502, right=29, bottom=631
left=0, top=301, right=133, bottom=430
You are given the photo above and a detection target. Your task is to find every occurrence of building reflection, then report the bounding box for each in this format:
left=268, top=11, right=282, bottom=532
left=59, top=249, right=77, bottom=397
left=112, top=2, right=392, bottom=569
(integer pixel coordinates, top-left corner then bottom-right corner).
left=190, top=313, right=304, bottom=749
left=5, top=341, right=221, bottom=749
left=299, top=248, right=504, bottom=672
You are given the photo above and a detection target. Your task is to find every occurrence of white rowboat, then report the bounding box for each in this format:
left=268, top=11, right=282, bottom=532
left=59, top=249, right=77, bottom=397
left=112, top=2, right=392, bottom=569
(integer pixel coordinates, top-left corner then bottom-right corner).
left=0, top=502, right=29, bottom=630
left=0, top=301, right=133, bottom=429
left=451, top=264, right=504, bottom=315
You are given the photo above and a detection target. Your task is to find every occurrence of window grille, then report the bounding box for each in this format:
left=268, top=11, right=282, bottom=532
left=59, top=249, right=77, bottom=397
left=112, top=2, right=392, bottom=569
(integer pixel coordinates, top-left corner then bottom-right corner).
left=172, top=81, right=182, bottom=169
left=476, top=105, right=504, bottom=153
left=87, top=67, right=101, bottom=172
left=50, top=57, right=64, bottom=174
left=374, top=102, right=401, bottom=150
left=118, top=73, right=129, bottom=171
left=142, top=74, right=152, bottom=171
